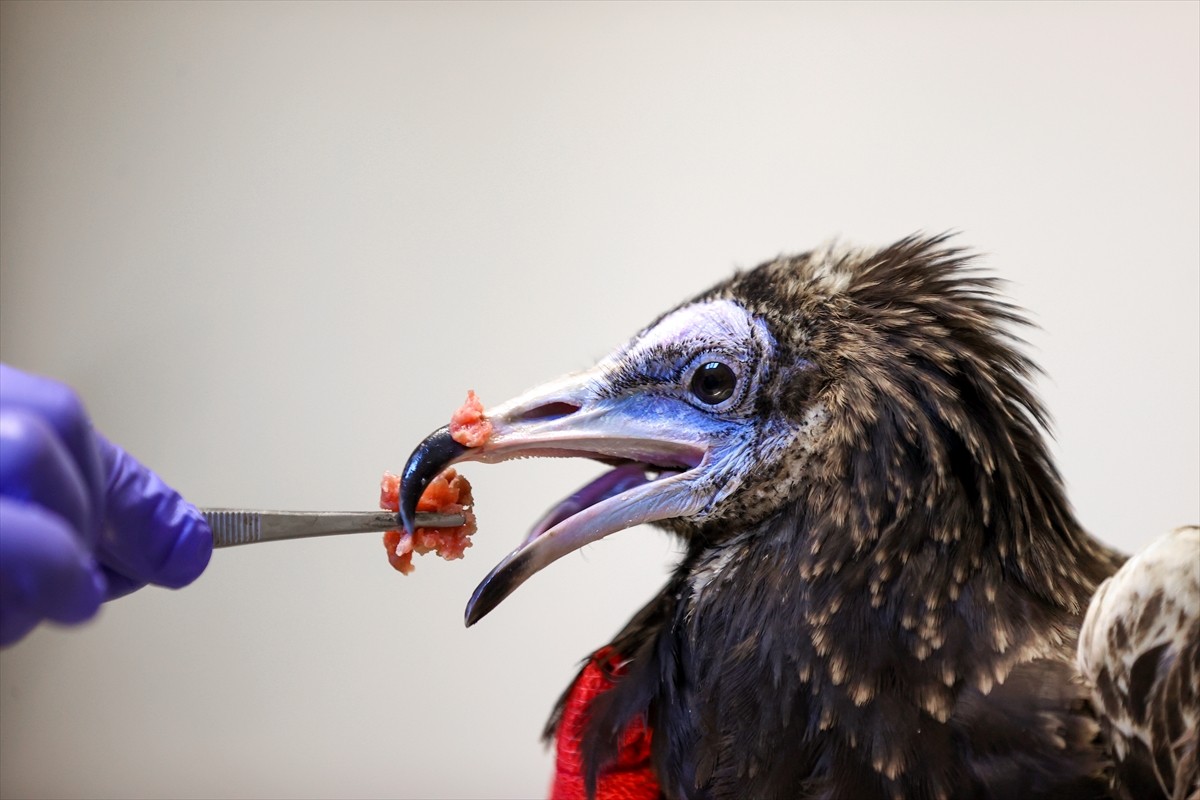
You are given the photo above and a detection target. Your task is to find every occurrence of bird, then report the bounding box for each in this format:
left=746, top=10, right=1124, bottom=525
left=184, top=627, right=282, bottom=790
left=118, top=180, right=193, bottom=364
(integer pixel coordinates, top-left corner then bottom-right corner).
left=399, top=234, right=1199, bottom=800
left=1078, top=525, right=1199, bottom=800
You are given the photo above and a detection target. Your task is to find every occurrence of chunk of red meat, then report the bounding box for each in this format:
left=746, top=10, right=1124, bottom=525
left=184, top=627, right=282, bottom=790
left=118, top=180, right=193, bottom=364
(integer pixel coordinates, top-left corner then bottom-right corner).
left=380, top=468, right=477, bottom=574
left=449, top=390, right=492, bottom=448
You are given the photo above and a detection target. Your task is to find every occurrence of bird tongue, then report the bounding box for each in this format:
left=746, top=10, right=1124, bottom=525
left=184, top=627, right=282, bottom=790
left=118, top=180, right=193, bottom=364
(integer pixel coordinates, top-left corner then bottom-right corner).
left=522, top=463, right=656, bottom=548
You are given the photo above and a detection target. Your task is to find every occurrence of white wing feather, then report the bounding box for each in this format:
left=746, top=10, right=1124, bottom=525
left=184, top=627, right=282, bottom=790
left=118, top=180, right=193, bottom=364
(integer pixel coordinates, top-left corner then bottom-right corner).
left=1079, top=526, right=1199, bottom=800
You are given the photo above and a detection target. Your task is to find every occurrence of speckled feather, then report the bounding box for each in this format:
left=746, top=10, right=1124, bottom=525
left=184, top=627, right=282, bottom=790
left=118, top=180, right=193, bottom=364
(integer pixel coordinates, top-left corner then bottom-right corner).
left=1079, top=526, right=1200, bottom=800
left=543, top=236, right=1165, bottom=799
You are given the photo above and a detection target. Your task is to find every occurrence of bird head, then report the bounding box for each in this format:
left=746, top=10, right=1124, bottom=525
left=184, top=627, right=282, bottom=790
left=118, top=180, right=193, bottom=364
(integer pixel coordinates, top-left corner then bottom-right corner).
left=401, top=234, right=1096, bottom=626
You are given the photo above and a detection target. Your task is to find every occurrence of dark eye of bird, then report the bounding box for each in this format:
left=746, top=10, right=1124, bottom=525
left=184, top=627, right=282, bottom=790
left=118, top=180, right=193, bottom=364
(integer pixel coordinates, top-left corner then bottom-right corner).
left=690, top=361, right=738, bottom=405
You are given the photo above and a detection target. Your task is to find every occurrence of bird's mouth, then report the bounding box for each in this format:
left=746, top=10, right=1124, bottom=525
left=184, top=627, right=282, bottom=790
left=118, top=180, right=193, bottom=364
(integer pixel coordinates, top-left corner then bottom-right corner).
left=398, top=371, right=712, bottom=625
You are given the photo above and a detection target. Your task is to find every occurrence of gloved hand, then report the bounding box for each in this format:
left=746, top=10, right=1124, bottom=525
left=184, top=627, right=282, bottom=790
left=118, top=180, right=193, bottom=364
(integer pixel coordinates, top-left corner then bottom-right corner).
left=0, top=364, right=212, bottom=646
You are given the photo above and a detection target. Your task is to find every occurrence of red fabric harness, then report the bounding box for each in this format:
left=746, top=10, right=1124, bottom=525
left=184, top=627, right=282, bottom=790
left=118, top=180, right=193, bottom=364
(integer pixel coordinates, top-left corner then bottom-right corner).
left=550, top=648, right=661, bottom=800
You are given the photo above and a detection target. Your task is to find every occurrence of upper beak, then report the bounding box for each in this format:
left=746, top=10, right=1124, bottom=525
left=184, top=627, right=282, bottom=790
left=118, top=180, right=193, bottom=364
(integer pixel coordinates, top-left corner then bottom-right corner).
left=399, top=368, right=711, bottom=625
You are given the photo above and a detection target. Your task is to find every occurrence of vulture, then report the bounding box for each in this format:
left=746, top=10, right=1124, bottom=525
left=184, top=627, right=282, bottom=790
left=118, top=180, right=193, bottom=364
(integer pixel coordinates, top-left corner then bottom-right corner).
left=399, top=235, right=1199, bottom=800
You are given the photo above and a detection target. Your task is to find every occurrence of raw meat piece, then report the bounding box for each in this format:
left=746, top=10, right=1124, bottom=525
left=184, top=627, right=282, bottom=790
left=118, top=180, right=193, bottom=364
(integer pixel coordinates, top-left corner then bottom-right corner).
left=380, top=468, right=476, bottom=574
left=449, top=390, right=492, bottom=448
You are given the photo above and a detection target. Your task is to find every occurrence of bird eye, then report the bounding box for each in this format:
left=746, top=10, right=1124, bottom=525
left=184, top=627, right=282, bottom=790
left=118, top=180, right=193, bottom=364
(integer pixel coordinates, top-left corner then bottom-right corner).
left=690, top=361, right=738, bottom=405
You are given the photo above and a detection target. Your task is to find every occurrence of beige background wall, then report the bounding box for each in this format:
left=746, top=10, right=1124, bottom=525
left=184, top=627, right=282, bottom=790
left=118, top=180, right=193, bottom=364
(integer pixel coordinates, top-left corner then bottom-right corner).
left=1, top=2, right=1197, bottom=798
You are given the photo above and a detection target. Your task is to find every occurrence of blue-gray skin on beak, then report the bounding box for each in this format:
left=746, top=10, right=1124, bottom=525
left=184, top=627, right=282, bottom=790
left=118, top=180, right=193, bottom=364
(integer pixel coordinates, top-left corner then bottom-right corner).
left=399, top=299, right=790, bottom=625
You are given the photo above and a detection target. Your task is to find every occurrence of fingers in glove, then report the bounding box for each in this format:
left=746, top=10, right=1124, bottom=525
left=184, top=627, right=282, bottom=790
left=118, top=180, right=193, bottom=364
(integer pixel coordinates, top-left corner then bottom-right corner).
left=94, top=435, right=212, bottom=591
left=0, top=365, right=106, bottom=545
left=0, top=499, right=106, bottom=644
left=98, top=564, right=146, bottom=602
left=0, top=409, right=93, bottom=542
left=0, top=606, right=39, bottom=647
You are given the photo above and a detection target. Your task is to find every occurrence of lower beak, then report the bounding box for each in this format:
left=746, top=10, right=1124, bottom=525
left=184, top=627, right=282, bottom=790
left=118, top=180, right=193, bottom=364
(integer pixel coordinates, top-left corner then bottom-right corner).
left=398, top=372, right=709, bottom=625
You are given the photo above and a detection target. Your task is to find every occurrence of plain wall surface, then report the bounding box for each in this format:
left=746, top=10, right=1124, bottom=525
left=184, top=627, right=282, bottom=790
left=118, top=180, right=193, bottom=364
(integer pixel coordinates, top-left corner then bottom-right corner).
left=1, top=2, right=1197, bottom=798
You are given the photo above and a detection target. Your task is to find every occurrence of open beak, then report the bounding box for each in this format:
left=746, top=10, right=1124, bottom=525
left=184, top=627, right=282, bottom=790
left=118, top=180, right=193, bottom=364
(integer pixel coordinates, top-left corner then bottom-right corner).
left=399, top=368, right=713, bottom=625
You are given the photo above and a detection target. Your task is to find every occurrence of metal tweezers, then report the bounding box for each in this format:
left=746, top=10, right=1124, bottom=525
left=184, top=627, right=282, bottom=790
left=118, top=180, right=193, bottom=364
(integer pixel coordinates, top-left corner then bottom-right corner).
left=202, top=509, right=466, bottom=548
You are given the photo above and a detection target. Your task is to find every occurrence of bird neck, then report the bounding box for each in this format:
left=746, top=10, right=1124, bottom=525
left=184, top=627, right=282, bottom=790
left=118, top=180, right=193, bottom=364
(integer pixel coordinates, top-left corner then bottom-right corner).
left=670, top=496, right=1110, bottom=796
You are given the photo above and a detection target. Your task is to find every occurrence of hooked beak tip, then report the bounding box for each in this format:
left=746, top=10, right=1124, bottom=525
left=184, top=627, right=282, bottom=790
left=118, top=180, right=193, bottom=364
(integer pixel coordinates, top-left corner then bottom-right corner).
left=463, top=550, right=532, bottom=626
left=398, top=425, right=470, bottom=534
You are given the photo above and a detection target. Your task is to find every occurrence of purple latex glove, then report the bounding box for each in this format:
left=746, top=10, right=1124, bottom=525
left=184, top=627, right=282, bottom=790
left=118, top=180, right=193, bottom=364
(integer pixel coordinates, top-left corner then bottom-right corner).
left=0, top=364, right=212, bottom=646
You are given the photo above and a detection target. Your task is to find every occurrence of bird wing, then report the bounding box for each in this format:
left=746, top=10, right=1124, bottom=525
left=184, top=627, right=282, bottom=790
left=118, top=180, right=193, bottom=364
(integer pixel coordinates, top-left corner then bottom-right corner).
left=1078, top=525, right=1200, bottom=800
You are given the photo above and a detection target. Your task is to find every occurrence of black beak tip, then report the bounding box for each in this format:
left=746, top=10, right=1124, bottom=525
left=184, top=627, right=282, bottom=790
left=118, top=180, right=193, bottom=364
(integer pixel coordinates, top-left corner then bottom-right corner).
left=463, top=599, right=487, bottom=628
left=464, top=572, right=507, bottom=627
left=463, top=551, right=532, bottom=627
left=398, top=425, right=469, bottom=535
left=464, top=584, right=502, bottom=628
